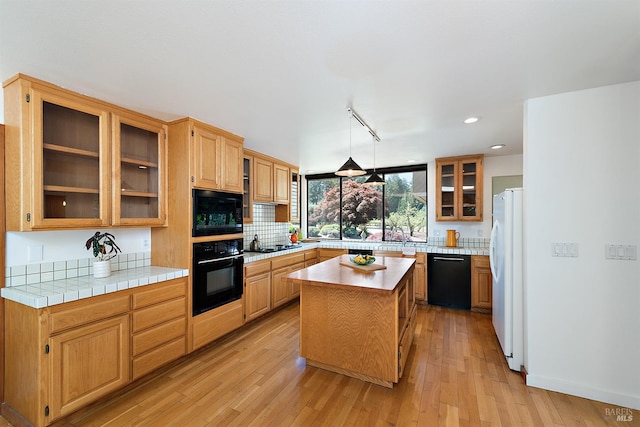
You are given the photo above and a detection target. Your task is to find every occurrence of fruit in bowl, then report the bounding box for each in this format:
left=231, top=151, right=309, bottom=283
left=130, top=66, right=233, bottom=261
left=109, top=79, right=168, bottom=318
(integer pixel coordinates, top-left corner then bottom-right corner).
left=351, top=254, right=376, bottom=266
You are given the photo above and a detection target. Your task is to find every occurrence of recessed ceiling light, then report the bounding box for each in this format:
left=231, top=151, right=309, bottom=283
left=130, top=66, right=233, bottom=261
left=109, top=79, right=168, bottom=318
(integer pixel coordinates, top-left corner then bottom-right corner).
left=464, top=116, right=480, bottom=124
left=407, top=159, right=416, bottom=163
left=490, top=144, right=506, bottom=150
left=306, top=170, right=315, bottom=174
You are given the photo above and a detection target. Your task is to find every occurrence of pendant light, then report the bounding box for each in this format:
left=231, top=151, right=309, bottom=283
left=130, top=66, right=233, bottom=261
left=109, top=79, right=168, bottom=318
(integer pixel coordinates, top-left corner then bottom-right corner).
left=335, top=109, right=366, bottom=177
left=364, top=135, right=385, bottom=186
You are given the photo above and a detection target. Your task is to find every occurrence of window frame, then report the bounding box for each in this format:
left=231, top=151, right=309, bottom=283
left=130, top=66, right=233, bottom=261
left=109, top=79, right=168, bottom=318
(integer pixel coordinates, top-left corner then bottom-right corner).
left=306, top=164, right=427, bottom=242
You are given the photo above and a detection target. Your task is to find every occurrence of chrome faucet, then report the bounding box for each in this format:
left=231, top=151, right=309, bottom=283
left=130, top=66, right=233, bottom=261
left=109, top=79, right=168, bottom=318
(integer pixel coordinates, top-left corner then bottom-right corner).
left=398, top=227, right=407, bottom=247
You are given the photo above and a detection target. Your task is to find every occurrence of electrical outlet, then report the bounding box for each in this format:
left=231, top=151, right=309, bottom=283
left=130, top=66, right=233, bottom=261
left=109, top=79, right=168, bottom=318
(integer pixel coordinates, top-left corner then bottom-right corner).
left=551, top=242, right=578, bottom=257
left=605, top=244, right=637, bottom=260
left=143, top=239, right=150, bottom=249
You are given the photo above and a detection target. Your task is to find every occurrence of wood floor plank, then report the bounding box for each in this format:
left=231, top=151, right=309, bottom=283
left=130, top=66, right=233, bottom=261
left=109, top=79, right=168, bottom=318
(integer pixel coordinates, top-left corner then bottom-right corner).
left=29, top=302, right=636, bottom=427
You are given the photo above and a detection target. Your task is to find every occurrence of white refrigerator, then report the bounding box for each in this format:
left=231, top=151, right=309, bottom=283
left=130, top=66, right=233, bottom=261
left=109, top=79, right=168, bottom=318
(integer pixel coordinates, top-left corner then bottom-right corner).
left=489, top=188, right=523, bottom=371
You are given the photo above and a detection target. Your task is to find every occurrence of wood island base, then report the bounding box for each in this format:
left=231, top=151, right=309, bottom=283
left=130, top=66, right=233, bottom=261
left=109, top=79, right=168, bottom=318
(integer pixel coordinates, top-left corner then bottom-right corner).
left=288, top=255, right=417, bottom=388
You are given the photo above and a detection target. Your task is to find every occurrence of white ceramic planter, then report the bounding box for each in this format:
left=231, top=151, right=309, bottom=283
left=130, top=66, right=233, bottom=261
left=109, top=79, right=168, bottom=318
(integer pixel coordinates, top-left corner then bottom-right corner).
left=93, top=260, right=111, bottom=278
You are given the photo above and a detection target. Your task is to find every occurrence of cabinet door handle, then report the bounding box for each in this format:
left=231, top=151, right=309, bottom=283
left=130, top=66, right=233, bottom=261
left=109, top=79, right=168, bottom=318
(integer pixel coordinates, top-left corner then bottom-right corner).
left=433, top=257, right=465, bottom=262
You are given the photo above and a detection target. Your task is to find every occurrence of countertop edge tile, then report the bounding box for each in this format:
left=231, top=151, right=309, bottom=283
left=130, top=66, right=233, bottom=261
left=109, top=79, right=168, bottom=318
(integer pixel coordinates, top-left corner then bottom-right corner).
left=243, top=242, right=489, bottom=264
left=1, top=266, right=187, bottom=309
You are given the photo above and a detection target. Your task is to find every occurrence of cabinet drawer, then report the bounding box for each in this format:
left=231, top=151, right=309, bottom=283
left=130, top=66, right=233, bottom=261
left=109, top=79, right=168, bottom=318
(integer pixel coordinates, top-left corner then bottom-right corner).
left=132, top=336, right=186, bottom=380
left=132, top=279, right=186, bottom=309
left=398, top=306, right=417, bottom=379
left=49, top=294, right=130, bottom=334
left=132, top=297, right=186, bottom=332
left=271, top=252, right=305, bottom=270
left=192, top=299, right=244, bottom=350
left=304, top=250, right=317, bottom=261
left=132, top=317, right=186, bottom=356
left=245, top=260, right=271, bottom=277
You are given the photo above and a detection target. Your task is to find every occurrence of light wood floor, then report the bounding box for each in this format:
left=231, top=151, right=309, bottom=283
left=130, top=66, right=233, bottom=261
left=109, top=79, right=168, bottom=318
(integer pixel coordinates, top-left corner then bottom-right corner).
left=3, top=303, right=637, bottom=426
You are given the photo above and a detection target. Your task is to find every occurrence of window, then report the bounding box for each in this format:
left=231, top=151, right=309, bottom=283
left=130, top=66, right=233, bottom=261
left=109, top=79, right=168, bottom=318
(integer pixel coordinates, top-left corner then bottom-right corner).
left=306, top=165, right=427, bottom=242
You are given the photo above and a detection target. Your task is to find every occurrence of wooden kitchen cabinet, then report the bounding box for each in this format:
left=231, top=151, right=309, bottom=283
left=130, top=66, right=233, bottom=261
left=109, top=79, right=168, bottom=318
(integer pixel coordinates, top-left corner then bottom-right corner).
left=243, top=155, right=253, bottom=223
left=471, top=255, right=492, bottom=312
left=4, top=292, right=130, bottom=427
left=3, top=278, right=188, bottom=427
left=375, top=251, right=427, bottom=302
left=3, top=74, right=168, bottom=230
left=244, top=148, right=299, bottom=222
left=244, top=260, right=272, bottom=321
left=131, top=278, right=187, bottom=378
left=304, top=249, right=318, bottom=268
left=4, top=75, right=109, bottom=230
left=435, top=154, right=483, bottom=222
left=253, top=155, right=274, bottom=202
left=275, top=168, right=300, bottom=223
left=192, top=299, right=243, bottom=351
left=112, top=111, right=168, bottom=226
left=289, top=169, right=300, bottom=223
left=274, top=163, right=290, bottom=204
left=317, top=248, right=347, bottom=262
left=192, top=122, right=244, bottom=193
left=49, top=314, right=130, bottom=420
left=271, top=252, right=305, bottom=308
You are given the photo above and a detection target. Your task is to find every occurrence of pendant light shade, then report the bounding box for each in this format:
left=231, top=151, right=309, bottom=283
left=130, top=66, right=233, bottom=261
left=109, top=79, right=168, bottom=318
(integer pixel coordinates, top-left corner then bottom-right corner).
left=336, top=156, right=366, bottom=177
left=363, top=134, right=385, bottom=186
left=364, top=171, right=385, bottom=185
left=335, top=108, right=366, bottom=177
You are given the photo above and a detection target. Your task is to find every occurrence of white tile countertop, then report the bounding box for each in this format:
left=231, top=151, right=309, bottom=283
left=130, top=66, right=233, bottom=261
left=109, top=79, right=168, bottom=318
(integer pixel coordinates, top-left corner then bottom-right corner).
left=1, top=266, right=189, bottom=309
left=243, top=240, right=490, bottom=263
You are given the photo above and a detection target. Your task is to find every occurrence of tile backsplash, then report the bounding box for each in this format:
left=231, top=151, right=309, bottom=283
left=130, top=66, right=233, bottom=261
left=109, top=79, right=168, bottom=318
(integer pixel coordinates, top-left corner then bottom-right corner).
left=243, top=204, right=292, bottom=249
left=426, top=237, right=490, bottom=248
left=5, top=252, right=151, bottom=287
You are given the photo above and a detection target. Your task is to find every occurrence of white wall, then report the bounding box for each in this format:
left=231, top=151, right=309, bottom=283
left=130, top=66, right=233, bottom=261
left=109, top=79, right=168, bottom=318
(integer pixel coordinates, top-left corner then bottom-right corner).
left=6, top=228, right=150, bottom=267
left=524, top=81, right=640, bottom=409
left=427, top=154, right=523, bottom=239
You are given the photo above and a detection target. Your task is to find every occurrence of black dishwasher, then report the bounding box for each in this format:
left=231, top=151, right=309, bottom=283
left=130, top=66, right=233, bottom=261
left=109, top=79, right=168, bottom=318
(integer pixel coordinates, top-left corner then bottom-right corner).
left=427, top=254, right=471, bottom=310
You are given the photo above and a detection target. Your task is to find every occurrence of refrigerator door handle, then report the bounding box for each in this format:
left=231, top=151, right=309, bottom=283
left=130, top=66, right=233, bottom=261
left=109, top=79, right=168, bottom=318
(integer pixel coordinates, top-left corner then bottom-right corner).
left=489, top=220, right=500, bottom=282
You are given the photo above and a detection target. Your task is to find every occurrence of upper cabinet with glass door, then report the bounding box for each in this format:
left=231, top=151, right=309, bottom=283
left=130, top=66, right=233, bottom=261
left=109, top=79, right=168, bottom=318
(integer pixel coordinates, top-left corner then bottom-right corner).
left=3, top=74, right=168, bottom=230
left=112, top=112, right=167, bottom=226
left=435, top=154, right=483, bottom=222
left=4, top=75, right=111, bottom=230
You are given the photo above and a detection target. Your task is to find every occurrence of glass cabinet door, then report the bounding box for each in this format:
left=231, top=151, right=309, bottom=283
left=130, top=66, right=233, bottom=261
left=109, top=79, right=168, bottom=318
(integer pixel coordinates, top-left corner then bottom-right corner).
left=436, top=155, right=483, bottom=222
left=290, top=169, right=300, bottom=223
left=112, top=113, right=167, bottom=226
left=243, top=156, right=253, bottom=223
left=461, top=161, right=478, bottom=218
left=33, top=90, right=110, bottom=228
left=438, top=162, right=456, bottom=219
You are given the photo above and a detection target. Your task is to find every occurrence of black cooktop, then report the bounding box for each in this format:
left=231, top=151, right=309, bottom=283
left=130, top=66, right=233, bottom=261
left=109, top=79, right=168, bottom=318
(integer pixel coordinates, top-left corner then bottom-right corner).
left=246, top=244, right=302, bottom=253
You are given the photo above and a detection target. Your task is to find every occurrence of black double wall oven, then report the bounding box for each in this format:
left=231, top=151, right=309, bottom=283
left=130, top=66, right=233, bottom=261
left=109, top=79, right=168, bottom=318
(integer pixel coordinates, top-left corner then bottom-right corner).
left=192, top=190, right=244, bottom=316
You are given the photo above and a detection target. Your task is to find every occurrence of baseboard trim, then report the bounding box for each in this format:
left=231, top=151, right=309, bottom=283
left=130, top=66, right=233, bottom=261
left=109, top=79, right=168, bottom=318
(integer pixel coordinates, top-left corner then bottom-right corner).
left=526, top=374, right=640, bottom=410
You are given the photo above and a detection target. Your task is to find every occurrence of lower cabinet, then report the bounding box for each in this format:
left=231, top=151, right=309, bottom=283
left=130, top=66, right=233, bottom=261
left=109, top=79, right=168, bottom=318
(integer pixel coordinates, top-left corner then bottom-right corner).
left=49, top=314, right=130, bottom=420
left=131, top=279, right=187, bottom=377
left=317, top=248, right=347, bottom=262
left=245, top=260, right=272, bottom=321
left=244, top=250, right=314, bottom=321
left=271, top=252, right=306, bottom=309
left=471, top=255, right=492, bottom=311
left=191, top=299, right=243, bottom=351
left=3, top=277, right=188, bottom=427
left=375, top=251, right=427, bottom=302
left=304, top=249, right=318, bottom=268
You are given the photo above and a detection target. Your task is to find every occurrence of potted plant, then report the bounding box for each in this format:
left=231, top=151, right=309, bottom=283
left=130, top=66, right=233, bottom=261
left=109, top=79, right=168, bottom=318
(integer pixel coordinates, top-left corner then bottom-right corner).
left=85, top=231, right=122, bottom=278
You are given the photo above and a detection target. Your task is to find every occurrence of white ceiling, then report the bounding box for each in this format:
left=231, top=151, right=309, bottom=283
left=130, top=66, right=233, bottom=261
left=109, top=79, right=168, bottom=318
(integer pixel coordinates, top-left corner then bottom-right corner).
left=1, top=1, right=639, bottom=174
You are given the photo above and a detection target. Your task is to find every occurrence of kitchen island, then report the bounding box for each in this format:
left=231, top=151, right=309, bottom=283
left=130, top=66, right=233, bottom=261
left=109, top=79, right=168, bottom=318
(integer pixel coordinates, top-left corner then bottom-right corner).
left=286, top=254, right=417, bottom=388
